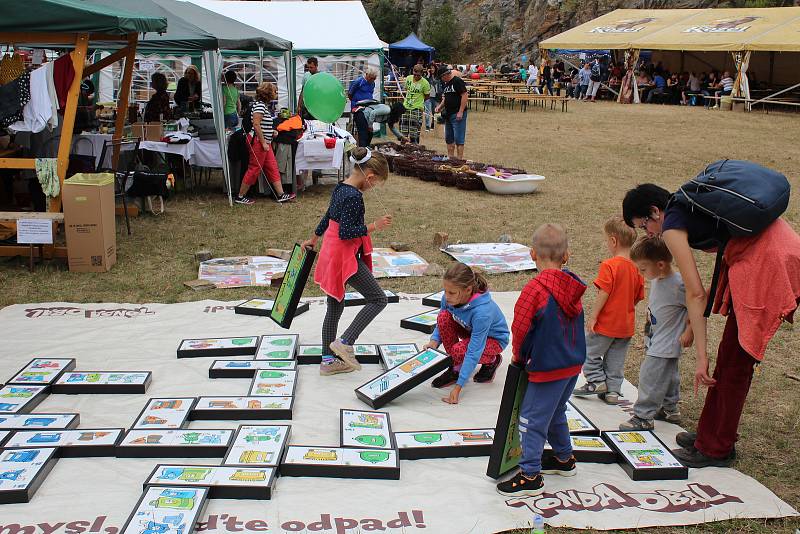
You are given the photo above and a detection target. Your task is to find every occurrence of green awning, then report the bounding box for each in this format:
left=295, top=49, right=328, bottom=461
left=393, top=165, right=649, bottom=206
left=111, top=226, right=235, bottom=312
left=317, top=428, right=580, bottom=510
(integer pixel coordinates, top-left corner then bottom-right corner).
left=0, top=0, right=168, bottom=35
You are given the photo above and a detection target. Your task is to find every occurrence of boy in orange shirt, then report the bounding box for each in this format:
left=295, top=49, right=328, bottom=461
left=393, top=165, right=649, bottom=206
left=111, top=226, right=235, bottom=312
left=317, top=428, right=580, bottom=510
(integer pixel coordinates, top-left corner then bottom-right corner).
left=574, top=216, right=644, bottom=404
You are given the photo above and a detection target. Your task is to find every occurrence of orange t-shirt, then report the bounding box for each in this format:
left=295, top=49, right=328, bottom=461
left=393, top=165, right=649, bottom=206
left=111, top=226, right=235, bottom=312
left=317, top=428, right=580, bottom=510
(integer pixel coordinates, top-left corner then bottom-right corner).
left=593, top=255, right=645, bottom=338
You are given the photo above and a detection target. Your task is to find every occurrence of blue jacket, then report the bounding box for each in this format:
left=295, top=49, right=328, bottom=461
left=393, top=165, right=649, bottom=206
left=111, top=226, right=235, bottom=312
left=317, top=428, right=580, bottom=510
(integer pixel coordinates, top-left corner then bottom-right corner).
left=431, top=291, right=510, bottom=386
left=348, top=76, right=376, bottom=104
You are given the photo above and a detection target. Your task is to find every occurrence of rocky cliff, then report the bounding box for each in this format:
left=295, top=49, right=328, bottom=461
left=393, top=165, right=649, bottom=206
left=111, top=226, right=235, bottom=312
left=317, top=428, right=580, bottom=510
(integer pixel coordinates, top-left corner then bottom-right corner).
left=398, top=0, right=721, bottom=63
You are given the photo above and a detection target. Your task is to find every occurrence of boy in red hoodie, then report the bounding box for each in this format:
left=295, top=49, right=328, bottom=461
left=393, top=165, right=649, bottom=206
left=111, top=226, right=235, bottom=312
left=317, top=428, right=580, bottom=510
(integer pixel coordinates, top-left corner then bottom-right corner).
left=497, top=223, right=587, bottom=497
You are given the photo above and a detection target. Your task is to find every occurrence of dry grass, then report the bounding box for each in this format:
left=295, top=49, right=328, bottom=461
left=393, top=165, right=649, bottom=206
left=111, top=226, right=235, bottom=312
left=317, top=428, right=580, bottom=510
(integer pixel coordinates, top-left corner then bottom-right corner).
left=1, top=102, right=799, bottom=532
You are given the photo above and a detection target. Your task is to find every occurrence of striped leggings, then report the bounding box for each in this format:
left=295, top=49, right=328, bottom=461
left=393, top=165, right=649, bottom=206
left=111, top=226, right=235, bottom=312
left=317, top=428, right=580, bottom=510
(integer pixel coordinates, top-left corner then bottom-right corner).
left=322, top=259, right=388, bottom=354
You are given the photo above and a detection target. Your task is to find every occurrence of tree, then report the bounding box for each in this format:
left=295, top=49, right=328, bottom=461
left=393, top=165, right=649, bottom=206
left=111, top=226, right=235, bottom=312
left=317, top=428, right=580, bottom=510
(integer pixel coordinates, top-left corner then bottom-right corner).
left=366, top=0, right=413, bottom=44
left=420, top=3, right=458, bottom=61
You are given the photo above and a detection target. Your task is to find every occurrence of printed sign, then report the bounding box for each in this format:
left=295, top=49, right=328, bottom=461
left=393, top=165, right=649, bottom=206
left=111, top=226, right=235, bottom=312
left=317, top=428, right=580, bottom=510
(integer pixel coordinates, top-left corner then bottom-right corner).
left=16, top=219, right=54, bottom=244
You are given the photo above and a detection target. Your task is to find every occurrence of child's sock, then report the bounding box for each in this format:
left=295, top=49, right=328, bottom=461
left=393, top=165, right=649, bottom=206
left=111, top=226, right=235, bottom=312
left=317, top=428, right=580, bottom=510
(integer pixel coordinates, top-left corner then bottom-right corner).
left=321, top=354, right=335, bottom=364
left=340, top=338, right=352, bottom=346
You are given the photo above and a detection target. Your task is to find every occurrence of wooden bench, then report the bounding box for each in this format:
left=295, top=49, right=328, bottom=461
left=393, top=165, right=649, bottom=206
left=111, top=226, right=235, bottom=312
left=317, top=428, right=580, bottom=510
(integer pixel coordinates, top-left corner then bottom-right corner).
left=0, top=211, right=66, bottom=270
left=467, top=97, right=494, bottom=112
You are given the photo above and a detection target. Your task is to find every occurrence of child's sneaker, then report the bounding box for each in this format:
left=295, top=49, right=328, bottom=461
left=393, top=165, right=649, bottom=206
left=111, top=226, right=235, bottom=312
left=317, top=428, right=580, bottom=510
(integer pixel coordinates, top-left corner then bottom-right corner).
left=234, top=195, right=255, bottom=205
left=329, top=339, right=361, bottom=371
left=675, top=431, right=697, bottom=449
left=573, top=382, right=607, bottom=396
left=655, top=408, right=682, bottom=425
left=473, top=356, right=502, bottom=383
left=496, top=471, right=545, bottom=497
left=619, top=416, right=654, bottom=431
left=541, top=455, right=577, bottom=476
left=600, top=392, right=620, bottom=405
left=276, top=193, right=296, bottom=203
left=319, top=358, right=353, bottom=376
left=431, top=368, right=459, bottom=388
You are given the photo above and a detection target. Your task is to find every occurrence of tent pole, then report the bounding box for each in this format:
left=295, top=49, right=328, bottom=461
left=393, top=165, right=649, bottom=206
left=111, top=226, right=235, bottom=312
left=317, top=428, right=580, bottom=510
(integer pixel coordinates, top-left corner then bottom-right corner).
left=50, top=33, right=89, bottom=214
left=258, top=45, right=264, bottom=84
left=769, top=51, right=774, bottom=87
left=113, top=33, right=138, bottom=169
left=680, top=51, right=684, bottom=73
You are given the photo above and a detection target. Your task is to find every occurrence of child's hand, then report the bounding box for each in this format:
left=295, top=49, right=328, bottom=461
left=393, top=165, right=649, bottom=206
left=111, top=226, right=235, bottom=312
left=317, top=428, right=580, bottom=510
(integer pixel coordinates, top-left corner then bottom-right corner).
left=680, top=329, right=694, bottom=348
left=423, top=340, right=440, bottom=351
left=586, top=316, right=597, bottom=333
left=301, top=238, right=316, bottom=250
left=374, top=215, right=392, bottom=231
left=442, top=385, right=461, bottom=404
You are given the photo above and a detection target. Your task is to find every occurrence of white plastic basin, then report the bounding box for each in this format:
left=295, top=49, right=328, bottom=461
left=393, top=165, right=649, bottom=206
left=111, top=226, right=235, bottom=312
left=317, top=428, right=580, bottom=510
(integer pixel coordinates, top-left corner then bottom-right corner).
left=478, top=173, right=545, bottom=195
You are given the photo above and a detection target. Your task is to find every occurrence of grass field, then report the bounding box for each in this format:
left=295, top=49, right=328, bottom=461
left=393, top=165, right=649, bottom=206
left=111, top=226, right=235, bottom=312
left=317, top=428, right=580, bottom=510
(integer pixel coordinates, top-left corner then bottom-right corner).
left=1, top=102, right=799, bottom=533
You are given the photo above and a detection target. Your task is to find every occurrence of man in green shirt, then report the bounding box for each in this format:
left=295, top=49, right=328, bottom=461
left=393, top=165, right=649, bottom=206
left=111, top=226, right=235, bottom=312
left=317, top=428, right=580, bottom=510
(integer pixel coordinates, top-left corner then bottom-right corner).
left=222, top=69, right=241, bottom=129
left=400, top=64, right=430, bottom=144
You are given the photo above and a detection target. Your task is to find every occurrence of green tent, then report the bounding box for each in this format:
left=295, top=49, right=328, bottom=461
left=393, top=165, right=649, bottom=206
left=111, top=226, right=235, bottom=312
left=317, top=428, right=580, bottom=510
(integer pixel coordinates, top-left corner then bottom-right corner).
left=0, top=0, right=168, bottom=35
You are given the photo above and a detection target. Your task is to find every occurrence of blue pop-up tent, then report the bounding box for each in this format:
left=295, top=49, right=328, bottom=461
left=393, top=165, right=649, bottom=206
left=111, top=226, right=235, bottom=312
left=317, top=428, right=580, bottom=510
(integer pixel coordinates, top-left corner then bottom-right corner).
left=389, top=33, right=434, bottom=69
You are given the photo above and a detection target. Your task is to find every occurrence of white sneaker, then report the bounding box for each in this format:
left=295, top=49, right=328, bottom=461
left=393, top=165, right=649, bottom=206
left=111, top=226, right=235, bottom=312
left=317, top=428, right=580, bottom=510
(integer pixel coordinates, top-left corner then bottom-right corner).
left=330, top=339, right=361, bottom=371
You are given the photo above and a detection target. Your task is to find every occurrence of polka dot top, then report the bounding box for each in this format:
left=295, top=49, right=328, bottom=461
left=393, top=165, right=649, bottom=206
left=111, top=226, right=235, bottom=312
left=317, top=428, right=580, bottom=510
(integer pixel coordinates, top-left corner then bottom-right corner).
left=315, top=183, right=368, bottom=240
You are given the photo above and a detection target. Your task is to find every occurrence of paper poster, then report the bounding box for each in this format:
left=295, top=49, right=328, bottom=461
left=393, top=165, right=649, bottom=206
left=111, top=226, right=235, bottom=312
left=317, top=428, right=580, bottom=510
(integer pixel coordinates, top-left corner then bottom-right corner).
left=133, top=398, right=195, bottom=429
left=223, top=425, right=290, bottom=467
left=122, top=486, right=208, bottom=534
left=8, top=359, right=75, bottom=384
left=341, top=410, right=392, bottom=449
left=605, top=431, right=684, bottom=469
left=283, top=446, right=398, bottom=468
left=194, top=397, right=292, bottom=411
left=0, top=414, right=78, bottom=430
left=16, top=219, right=54, bottom=244
left=0, top=448, right=57, bottom=492
left=120, top=429, right=232, bottom=448
left=356, top=349, right=449, bottom=401
left=211, top=360, right=296, bottom=371
left=198, top=256, right=288, bottom=288
left=378, top=344, right=419, bottom=369
left=0, top=385, right=47, bottom=413
left=6, top=429, right=122, bottom=448
left=179, top=337, right=258, bottom=352
left=371, top=249, right=429, bottom=278
left=441, top=242, right=537, bottom=274
left=148, top=465, right=274, bottom=488
left=254, top=335, right=298, bottom=360
left=248, top=371, right=297, bottom=396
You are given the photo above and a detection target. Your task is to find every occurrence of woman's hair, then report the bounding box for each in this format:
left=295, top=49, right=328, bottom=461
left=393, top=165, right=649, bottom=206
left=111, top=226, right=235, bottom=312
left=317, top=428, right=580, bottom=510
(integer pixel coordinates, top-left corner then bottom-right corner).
left=444, top=262, right=489, bottom=294
left=630, top=236, right=673, bottom=263
left=151, top=72, right=167, bottom=92
left=184, top=65, right=200, bottom=82
left=622, top=184, right=672, bottom=227
left=604, top=215, right=638, bottom=247
left=224, top=70, right=237, bottom=84
left=365, top=68, right=379, bottom=79
left=350, top=147, right=388, bottom=182
left=255, top=81, right=277, bottom=103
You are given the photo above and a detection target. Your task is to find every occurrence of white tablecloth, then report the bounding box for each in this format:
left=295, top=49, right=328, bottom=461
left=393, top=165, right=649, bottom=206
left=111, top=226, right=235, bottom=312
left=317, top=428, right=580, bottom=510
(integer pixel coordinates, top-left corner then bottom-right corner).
left=73, top=133, right=222, bottom=168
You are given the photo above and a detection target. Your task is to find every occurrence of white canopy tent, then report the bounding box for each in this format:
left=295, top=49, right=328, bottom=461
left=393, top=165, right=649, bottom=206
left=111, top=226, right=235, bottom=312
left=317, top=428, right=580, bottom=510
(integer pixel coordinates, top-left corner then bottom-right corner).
left=191, top=0, right=384, bottom=110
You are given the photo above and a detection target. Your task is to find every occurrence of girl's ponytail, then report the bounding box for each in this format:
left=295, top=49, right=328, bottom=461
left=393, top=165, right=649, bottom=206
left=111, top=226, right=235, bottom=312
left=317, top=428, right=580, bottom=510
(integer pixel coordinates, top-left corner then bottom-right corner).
left=444, top=262, right=489, bottom=294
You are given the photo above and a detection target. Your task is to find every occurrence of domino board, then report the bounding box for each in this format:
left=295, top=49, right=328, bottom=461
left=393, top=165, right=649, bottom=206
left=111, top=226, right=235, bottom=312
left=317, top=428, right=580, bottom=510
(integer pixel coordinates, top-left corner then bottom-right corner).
left=394, top=429, right=494, bottom=460
left=234, top=298, right=310, bottom=318
left=0, top=413, right=79, bottom=430
left=378, top=344, right=419, bottom=370
left=51, top=372, right=151, bottom=394
left=209, top=359, right=297, bottom=379
left=120, top=486, right=209, bottom=534
left=131, top=398, right=197, bottom=430
left=344, top=290, right=400, bottom=307
left=5, top=429, right=123, bottom=457
left=191, top=396, right=293, bottom=421
left=117, top=429, right=233, bottom=458
left=254, top=334, right=299, bottom=361
left=248, top=370, right=298, bottom=397
left=0, top=447, right=58, bottom=504
left=566, top=401, right=600, bottom=436
left=297, top=344, right=379, bottom=365
left=7, top=358, right=76, bottom=386
left=399, top=310, right=439, bottom=334
left=281, top=446, right=400, bottom=480
left=176, top=337, right=259, bottom=358
left=144, top=464, right=276, bottom=500
left=355, top=349, right=451, bottom=409
left=0, top=385, right=49, bottom=414
left=543, top=435, right=618, bottom=464
left=422, top=291, right=444, bottom=308
left=603, top=431, right=688, bottom=481
left=222, top=424, right=292, bottom=468
left=340, top=409, right=394, bottom=450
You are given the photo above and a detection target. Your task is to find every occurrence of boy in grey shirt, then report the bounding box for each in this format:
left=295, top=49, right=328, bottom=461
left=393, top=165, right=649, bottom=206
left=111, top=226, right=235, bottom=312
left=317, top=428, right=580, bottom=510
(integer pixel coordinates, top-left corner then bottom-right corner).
left=621, top=237, right=693, bottom=431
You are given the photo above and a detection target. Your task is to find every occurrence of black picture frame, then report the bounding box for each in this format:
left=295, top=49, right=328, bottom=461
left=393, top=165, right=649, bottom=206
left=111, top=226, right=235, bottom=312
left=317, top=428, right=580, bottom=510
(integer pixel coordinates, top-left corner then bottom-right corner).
left=0, top=413, right=80, bottom=430
left=394, top=428, right=494, bottom=460
left=254, top=334, right=299, bottom=361
left=50, top=371, right=152, bottom=394
left=279, top=446, right=400, bottom=480
left=296, top=344, right=380, bottom=365
left=208, top=359, right=297, bottom=379
left=130, top=398, right=198, bottom=430
left=602, top=430, right=689, bottom=481
left=399, top=309, right=440, bottom=334
left=116, top=429, right=234, bottom=458
left=119, top=486, right=209, bottom=533
left=486, top=362, right=528, bottom=479
left=7, top=358, right=77, bottom=387
left=0, top=385, right=49, bottom=414
left=222, top=424, right=292, bottom=468
left=378, top=343, right=420, bottom=370
left=421, top=291, right=444, bottom=308
left=143, top=464, right=277, bottom=500
left=340, top=409, right=395, bottom=450
left=343, top=290, right=400, bottom=307
left=189, top=396, right=294, bottom=421
left=177, top=337, right=259, bottom=359
left=354, top=349, right=451, bottom=410
left=4, top=428, right=124, bottom=458
left=0, top=447, right=59, bottom=504
left=270, top=244, right=317, bottom=329
left=234, top=298, right=310, bottom=318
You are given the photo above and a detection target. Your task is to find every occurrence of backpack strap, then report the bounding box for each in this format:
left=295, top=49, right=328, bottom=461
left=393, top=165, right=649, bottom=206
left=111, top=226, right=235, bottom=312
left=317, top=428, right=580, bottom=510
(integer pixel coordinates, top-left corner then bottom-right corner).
left=704, top=238, right=728, bottom=318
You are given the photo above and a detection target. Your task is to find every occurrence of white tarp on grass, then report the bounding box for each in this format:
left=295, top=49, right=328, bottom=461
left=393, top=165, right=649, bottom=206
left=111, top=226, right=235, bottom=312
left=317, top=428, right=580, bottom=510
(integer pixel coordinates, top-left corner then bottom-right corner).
left=0, top=293, right=796, bottom=532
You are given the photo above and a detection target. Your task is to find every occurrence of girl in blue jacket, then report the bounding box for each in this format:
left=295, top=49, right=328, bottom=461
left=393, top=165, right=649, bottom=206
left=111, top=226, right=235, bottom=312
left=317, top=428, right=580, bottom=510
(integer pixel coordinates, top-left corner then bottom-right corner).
left=424, top=262, right=510, bottom=404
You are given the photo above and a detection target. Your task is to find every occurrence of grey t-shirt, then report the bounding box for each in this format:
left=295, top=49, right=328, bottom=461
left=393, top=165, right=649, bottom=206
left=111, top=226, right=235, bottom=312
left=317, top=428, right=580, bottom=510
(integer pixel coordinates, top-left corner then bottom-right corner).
left=644, top=272, right=687, bottom=358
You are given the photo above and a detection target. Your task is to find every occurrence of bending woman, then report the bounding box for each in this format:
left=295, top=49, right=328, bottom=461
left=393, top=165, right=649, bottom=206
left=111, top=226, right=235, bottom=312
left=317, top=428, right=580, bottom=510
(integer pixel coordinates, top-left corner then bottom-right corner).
left=622, top=178, right=800, bottom=468
left=302, top=148, right=393, bottom=375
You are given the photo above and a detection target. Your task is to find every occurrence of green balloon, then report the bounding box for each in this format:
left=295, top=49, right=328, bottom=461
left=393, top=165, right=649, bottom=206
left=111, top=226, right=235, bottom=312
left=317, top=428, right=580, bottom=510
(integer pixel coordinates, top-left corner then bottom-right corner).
left=303, top=72, right=346, bottom=124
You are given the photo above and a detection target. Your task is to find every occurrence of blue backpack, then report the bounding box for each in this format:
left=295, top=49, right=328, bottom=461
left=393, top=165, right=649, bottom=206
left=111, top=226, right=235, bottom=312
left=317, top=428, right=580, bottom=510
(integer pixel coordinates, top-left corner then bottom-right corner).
left=668, top=159, right=790, bottom=315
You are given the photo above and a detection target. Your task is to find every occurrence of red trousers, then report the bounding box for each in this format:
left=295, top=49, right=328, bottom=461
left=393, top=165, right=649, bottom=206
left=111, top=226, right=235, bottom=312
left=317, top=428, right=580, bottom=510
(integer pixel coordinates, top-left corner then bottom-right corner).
left=695, top=312, right=757, bottom=458
left=243, top=135, right=280, bottom=186
left=437, top=311, right=502, bottom=368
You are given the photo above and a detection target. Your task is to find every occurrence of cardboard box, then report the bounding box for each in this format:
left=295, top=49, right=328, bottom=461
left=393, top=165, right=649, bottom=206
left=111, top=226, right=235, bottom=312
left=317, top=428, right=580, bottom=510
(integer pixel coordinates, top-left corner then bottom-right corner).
left=62, top=174, right=116, bottom=273
left=131, top=121, right=163, bottom=141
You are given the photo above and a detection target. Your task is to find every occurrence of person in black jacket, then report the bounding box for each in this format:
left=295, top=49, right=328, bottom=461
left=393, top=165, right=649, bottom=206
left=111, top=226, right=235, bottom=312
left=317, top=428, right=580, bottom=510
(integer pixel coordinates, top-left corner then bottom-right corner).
left=175, top=65, right=202, bottom=112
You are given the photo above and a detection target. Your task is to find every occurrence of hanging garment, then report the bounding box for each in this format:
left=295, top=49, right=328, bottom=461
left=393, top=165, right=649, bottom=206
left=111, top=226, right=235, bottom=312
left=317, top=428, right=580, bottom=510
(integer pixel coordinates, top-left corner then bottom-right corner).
left=8, top=65, right=53, bottom=134
left=0, top=52, right=25, bottom=85
left=35, top=158, right=60, bottom=198
left=44, top=61, right=58, bottom=129
left=0, top=70, right=31, bottom=128
left=53, top=54, right=75, bottom=112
